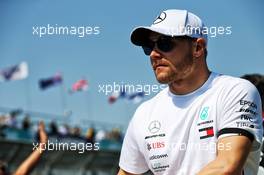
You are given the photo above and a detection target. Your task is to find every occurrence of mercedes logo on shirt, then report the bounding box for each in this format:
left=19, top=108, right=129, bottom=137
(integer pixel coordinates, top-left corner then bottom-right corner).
left=148, top=120, right=161, bottom=134
left=153, top=12, right=167, bottom=24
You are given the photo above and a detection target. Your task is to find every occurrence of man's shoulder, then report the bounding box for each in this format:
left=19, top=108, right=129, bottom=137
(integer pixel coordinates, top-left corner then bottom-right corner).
left=213, top=73, right=255, bottom=90
left=212, top=73, right=259, bottom=99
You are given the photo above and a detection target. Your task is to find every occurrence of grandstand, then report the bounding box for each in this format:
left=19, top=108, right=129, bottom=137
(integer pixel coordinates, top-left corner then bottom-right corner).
left=0, top=139, right=120, bottom=175
left=0, top=108, right=124, bottom=175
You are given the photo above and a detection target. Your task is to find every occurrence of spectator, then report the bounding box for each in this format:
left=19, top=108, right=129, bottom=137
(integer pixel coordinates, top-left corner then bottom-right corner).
left=95, top=129, right=106, bottom=142
left=71, top=126, right=82, bottom=139
left=4, top=109, right=22, bottom=128
left=5, top=115, right=17, bottom=128
left=22, top=115, right=31, bottom=131
left=108, top=128, right=122, bottom=142
left=48, top=120, right=58, bottom=136
left=85, top=127, right=95, bottom=144
left=241, top=74, right=264, bottom=117
left=241, top=74, right=264, bottom=170
left=0, top=121, right=47, bottom=175
left=0, top=161, right=9, bottom=175
left=0, top=115, right=7, bottom=138
left=14, top=121, right=48, bottom=175
left=0, top=115, right=6, bottom=126
left=58, top=123, right=70, bottom=136
left=241, top=74, right=262, bottom=87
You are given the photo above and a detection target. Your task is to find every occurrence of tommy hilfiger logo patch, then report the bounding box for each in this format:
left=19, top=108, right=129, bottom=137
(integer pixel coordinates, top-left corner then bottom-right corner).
left=199, top=127, right=214, bottom=139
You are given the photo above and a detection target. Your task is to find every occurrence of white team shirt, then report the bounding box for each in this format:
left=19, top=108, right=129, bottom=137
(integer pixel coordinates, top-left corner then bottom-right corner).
left=119, top=72, right=263, bottom=175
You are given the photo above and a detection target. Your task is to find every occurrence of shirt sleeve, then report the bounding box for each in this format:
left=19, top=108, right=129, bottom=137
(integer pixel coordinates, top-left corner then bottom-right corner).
left=119, top=110, right=149, bottom=174
left=217, top=80, right=263, bottom=151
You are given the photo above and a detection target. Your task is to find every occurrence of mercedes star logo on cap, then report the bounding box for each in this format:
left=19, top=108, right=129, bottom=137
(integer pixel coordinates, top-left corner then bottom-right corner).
left=153, top=12, right=167, bottom=24
left=148, top=120, right=161, bottom=133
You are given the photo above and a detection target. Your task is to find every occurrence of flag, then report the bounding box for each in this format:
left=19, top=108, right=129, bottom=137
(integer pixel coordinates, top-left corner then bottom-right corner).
left=0, top=62, right=28, bottom=82
left=39, top=73, right=63, bottom=90
left=71, top=79, right=88, bottom=92
left=127, top=92, right=145, bottom=104
left=108, top=89, right=127, bottom=104
left=108, top=91, right=119, bottom=104
left=108, top=90, right=145, bottom=104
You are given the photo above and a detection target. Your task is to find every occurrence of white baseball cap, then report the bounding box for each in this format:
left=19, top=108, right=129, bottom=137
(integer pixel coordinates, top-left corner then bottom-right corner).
left=131, top=9, right=208, bottom=46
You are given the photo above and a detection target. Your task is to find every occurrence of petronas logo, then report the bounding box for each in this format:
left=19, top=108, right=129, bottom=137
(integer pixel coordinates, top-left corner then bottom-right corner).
left=200, top=107, right=209, bottom=120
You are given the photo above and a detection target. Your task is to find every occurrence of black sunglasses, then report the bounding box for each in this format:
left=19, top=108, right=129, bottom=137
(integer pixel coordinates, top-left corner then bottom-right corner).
left=142, top=35, right=196, bottom=56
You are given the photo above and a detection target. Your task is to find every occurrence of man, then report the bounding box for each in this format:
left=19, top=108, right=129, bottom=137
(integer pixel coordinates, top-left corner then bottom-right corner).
left=118, top=9, right=263, bottom=175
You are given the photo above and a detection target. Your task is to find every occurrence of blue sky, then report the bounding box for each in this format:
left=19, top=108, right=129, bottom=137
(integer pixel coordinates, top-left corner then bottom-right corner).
left=0, top=0, right=263, bottom=130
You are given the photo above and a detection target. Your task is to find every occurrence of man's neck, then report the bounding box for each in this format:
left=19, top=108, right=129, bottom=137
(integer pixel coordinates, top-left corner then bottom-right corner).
left=169, top=69, right=211, bottom=95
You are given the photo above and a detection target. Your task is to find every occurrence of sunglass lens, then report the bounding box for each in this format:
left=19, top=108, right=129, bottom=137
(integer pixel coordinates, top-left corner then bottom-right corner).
left=142, top=46, right=152, bottom=56
left=157, top=37, right=174, bottom=52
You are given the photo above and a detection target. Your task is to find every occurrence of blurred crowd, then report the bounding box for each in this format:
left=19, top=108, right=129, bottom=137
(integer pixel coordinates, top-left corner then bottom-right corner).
left=0, top=111, right=123, bottom=145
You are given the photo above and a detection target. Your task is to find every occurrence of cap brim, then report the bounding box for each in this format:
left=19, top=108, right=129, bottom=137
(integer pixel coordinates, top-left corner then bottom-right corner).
left=131, top=26, right=208, bottom=46
left=131, top=26, right=187, bottom=46
left=130, top=27, right=151, bottom=46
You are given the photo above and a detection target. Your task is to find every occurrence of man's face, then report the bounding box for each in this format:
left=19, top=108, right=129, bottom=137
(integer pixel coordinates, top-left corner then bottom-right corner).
left=147, top=32, right=196, bottom=84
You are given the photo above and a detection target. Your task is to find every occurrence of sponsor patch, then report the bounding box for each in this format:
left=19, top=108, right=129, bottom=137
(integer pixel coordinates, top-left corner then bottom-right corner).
left=199, top=127, right=214, bottom=139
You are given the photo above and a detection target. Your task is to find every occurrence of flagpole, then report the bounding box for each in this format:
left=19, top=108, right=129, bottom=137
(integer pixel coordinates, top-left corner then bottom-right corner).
left=24, top=76, right=32, bottom=111
left=85, top=90, right=92, bottom=120
left=23, top=62, right=31, bottom=112
left=59, top=74, right=67, bottom=117
left=84, top=76, right=92, bottom=121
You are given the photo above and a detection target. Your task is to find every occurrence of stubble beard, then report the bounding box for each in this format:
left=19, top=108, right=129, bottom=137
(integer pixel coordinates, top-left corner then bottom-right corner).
left=155, top=52, right=194, bottom=85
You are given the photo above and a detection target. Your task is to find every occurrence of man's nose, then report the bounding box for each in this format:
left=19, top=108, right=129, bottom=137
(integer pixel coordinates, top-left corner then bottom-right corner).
left=150, top=48, right=162, bottom=60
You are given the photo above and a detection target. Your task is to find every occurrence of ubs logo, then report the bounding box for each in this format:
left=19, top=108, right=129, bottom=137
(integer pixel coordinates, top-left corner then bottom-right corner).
left=147, top=142, right=165, bottom=151
left=148, top=120, right=161, bottom=134
left=153, top=12, right=167, bottom=24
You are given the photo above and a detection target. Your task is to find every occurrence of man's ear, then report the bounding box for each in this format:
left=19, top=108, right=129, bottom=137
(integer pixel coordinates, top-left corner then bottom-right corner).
left=193, top=38, right=206, bottom=58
